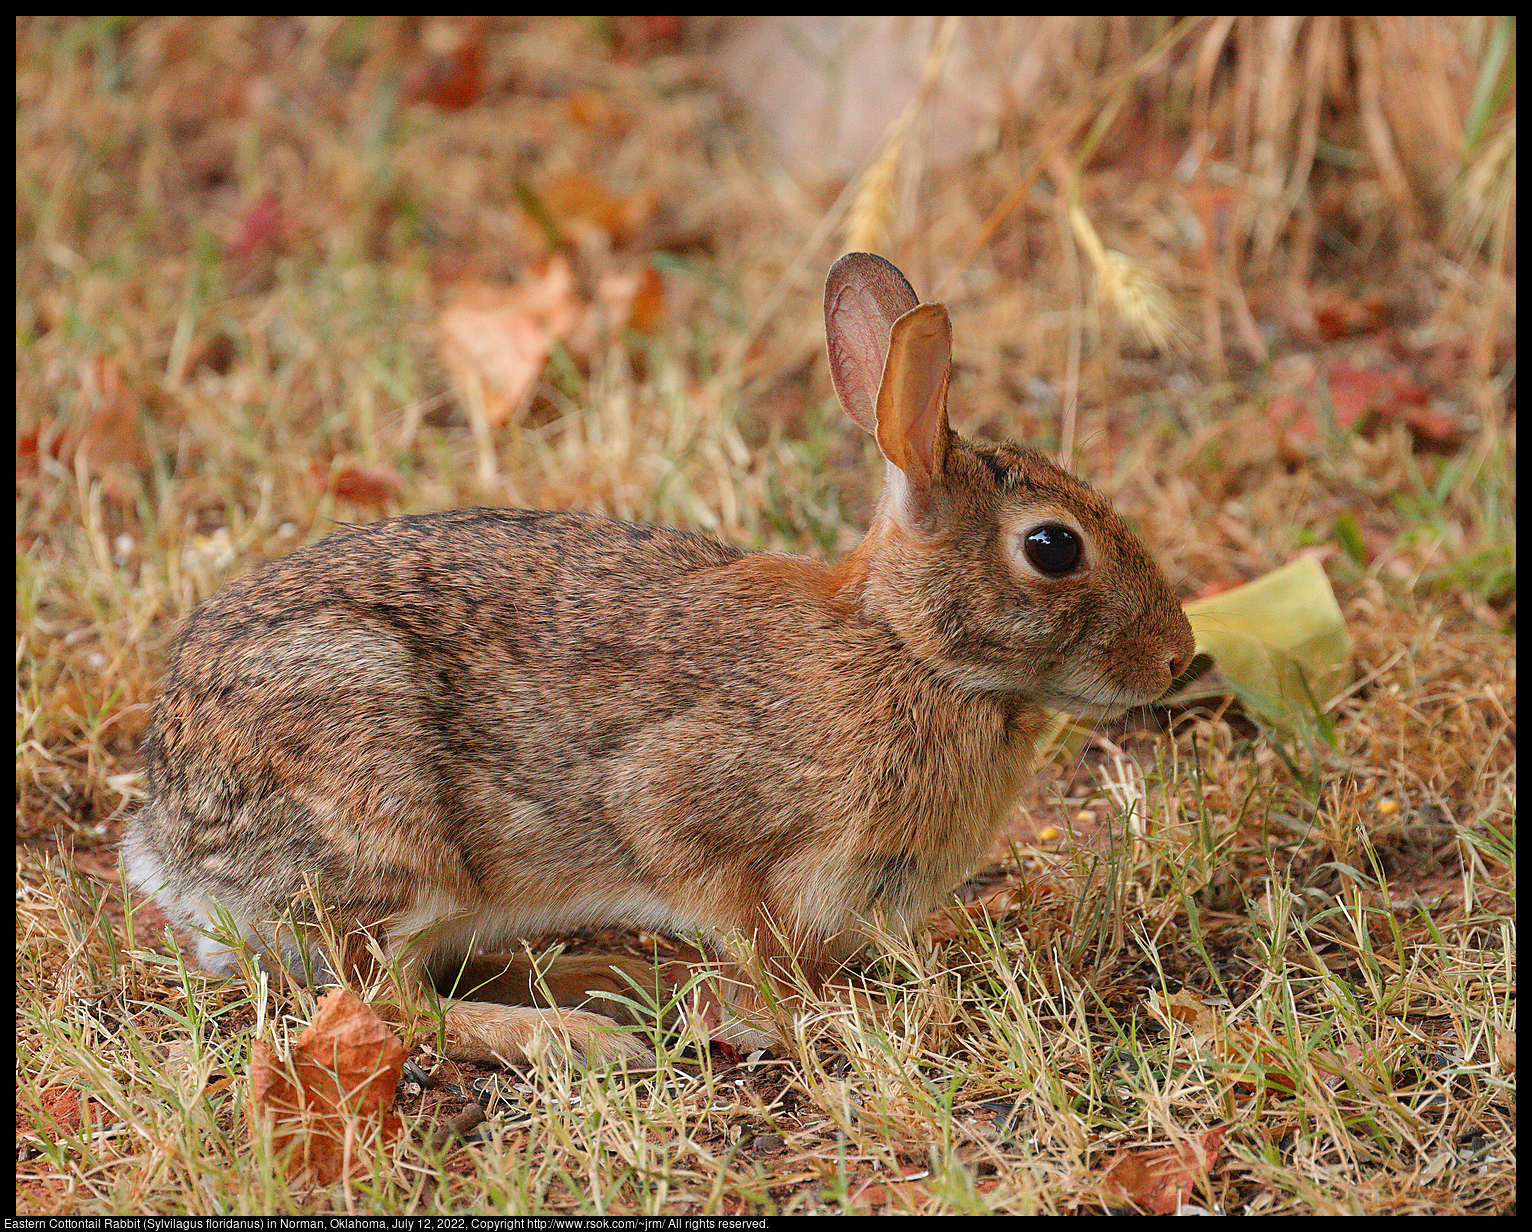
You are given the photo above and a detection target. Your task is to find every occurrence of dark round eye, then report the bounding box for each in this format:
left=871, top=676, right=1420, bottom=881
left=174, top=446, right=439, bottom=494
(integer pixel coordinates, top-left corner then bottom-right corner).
left=1022, top=523, right=1083, bottom=576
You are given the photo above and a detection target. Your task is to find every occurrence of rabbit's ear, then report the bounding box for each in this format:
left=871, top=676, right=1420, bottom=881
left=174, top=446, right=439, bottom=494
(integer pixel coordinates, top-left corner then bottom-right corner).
left=824, top=252, right=920, bottom=434
left=873, top=302, right=951, bottom=526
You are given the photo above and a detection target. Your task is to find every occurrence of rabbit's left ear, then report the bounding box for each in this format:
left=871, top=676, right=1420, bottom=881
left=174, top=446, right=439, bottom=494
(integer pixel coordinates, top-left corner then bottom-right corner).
left=872, top=301, right=952, bottom=528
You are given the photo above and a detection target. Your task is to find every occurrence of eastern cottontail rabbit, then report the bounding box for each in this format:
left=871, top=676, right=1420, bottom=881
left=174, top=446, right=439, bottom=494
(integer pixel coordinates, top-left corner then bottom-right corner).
left=125, top=253, right=1194, bottom=1066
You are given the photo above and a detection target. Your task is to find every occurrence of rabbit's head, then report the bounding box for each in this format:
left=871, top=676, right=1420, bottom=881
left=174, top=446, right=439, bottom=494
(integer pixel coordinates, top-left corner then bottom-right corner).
left=824, top=253, right=1194, bottom=719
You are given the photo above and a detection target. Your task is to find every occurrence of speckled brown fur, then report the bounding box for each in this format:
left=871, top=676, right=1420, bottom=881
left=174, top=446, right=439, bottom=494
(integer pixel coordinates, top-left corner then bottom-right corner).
left=125, top=254, right=1193, bottom=1066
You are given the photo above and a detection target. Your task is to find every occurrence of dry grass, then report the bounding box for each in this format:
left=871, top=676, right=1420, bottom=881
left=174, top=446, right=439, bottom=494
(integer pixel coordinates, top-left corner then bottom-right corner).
left=15, top=16, right=1514, bottom=1216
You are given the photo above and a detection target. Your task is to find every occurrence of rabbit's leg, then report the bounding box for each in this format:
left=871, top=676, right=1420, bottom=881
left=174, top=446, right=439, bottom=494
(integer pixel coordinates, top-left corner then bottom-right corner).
left=439, top=950, right=675, bottom=1027
left=339, top=925, right=655, bottom=1068
left=441, top=999, right=654, bottom=1068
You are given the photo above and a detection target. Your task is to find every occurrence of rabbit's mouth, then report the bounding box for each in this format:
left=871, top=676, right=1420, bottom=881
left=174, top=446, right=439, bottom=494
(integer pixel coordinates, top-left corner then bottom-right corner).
left=1049, top=696, right=1135, bottom=722
left=1042, top=679, right=1170, bottom=720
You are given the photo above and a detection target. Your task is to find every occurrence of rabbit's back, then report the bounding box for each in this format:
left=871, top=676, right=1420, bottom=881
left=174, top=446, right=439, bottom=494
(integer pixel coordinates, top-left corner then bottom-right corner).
left=130, top=512, right=739, bottom=945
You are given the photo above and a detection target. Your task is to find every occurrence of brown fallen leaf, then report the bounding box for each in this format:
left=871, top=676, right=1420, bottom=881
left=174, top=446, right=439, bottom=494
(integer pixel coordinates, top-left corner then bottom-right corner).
left=326, top=461, right=406, bottom=508
left=33, top=357, right=148, bottom=504
left=539, top=172, right=652, bottom=248
left=1396, top=401, right=1466, bottom=449
left=1495, top=1030, right=1515, bottom=1075
left=401, top=19, right=486, bottom=112
left=248, top=988, right=406, bottom=1185
left=619, top=263, right=666, bottom=335
left=1144, top=987, right=1224, bottom=1046
left=612, top=15, right=687, bottom=58
left=1313, top=288, right=1391, bottom=341
left=565, top=88, right=631, bottom=135
left=1101, top=1127, right=1225, bottom=1214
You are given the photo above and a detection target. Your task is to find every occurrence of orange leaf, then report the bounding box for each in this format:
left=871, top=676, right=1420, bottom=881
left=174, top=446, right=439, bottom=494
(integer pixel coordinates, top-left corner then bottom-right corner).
left=591, top=264, right=667, bottom=337
left=565, top=88, right=631, bottom=135
left=625, top=263, right=666, bottom=334
left=539, top=172, right=649, bottom=245
left=248, top=989, right=406, bottom=1185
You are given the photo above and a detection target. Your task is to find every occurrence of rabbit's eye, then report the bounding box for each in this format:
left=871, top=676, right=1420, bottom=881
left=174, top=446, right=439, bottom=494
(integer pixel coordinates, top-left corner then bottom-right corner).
left=1022, top=524, right=1083, bottom=576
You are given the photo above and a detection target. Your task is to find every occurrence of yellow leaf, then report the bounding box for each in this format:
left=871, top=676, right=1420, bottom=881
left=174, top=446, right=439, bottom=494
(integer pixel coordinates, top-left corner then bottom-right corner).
left=1179, top=556, right=1351, bottom=723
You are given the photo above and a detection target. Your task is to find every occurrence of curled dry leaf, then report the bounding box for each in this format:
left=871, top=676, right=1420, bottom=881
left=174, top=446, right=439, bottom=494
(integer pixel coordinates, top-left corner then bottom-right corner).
left=248, top=988, right=406, bottom=1186
left=1101, top=1127, right=1225, bottom=1214
left=1495, top=1031, right=1515, bottom=1075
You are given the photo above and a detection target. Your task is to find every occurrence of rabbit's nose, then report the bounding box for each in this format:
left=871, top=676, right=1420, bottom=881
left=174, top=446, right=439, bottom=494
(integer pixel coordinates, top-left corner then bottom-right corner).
left=1167, top=646, right=1192, bottom=681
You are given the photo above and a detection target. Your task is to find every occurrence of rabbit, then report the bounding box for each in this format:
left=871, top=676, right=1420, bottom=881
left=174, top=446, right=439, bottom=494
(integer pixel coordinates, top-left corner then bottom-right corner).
left=124, top=252, right=1195, bottom=1068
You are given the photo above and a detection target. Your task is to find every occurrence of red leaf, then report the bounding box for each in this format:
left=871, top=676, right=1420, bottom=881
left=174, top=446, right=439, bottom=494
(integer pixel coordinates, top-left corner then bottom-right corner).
left=1270, top=359, right=1456, bottom=452
left=230, top=192, right=284, bottom=260
left=1313, top=290, right=1391, bottom=341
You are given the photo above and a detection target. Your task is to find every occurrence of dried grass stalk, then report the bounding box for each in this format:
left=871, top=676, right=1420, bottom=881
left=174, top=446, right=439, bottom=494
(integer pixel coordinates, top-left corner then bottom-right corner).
left=1066, top=203, right=1185, bottom=354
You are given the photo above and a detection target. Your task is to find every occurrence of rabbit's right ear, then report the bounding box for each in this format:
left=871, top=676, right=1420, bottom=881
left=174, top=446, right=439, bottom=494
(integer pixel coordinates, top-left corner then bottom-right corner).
left=824, top=252, right=920, bottom=434
left=825, top=253, right=952, bottom=530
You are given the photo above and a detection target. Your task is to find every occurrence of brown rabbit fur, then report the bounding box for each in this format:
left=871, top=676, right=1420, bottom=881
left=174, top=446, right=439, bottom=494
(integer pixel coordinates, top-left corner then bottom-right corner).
left=125, top=253, right=1194, bottom=1067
